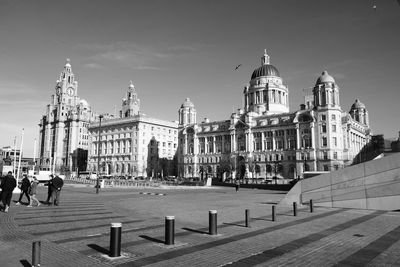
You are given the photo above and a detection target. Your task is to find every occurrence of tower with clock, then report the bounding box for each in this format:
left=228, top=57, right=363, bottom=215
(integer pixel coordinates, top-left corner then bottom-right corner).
left=38, top=59, right=95, bottom=173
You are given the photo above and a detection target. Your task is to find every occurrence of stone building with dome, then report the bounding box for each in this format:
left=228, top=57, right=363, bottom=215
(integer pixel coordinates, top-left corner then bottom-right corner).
left=177, top=50, right=372, bottom=181
left=86, top=82, right=179, bottom=177
left=38, top=59, right=96, bottom=172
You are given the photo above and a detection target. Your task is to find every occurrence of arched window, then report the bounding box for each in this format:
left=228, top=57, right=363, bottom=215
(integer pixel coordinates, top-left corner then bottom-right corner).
left=304, top=164, right=310, bottom=171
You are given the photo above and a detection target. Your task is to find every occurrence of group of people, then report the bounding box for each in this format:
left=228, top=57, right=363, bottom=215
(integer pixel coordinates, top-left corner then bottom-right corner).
left=0, top=172, right=64, bottom=213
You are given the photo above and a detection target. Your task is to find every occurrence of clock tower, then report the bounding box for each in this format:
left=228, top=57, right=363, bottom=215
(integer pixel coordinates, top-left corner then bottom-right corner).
left=55, top=58, right=78, bottom=106
left=38, top=59, right=95, bottom=173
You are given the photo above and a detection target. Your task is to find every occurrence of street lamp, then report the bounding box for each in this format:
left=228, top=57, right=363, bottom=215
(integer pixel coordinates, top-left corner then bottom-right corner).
left=96, top=114, right=103, bottom=194
left=301, top=150, right=307, bottom=179
left=247, top=152, right=254, bottom=184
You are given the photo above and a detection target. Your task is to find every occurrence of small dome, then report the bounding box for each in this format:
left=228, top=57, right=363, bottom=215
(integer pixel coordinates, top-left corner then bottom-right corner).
left=315, top=71, right=335, bottom=85
left=79, top=99, right=89, bottom=107
left=181, top=98, right=194, bottom=108
left=351, top=99, right=366, bottom=110
left=65, top=58, right=71, bottom=68
left=129, top=80, right=134, bottom=89
left=251, top=64, right=280, bottom=80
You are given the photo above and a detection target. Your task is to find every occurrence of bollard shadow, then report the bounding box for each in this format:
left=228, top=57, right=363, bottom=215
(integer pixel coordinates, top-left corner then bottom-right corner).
left=87, top=244, right=109, bottom=255
left=222, top=222, right=247, bottom=228
left=252, top=217, right=271, bottom=222
left=20, top=260, right=31, bottom=267
left=259, top=202, right=278, bottom=205
left=139, top=235, right=164, bottom=244
left=182, top=227, right=208, bottom=235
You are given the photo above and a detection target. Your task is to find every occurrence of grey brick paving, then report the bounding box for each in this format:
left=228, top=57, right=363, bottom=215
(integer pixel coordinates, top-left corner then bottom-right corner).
left=2, top=183, right=400, bottom=266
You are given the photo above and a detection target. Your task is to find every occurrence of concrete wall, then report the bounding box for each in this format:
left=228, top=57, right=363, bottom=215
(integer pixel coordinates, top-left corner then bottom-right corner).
left=279, top=153, right=400, bottom=210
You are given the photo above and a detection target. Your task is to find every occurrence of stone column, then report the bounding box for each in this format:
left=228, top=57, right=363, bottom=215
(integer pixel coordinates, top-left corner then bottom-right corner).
left=231, top=131, right=236, bottom=152
left=261, top=132, right=265, bottom=151
left=184, top=134, right=188, bottom=155
left=296, top=125, right=300, bottom=149
left=212, top=136, right=216, bottom=154
left=310, top=122, right=317, bottom=170
left=272, top=131, right=276, bottom=151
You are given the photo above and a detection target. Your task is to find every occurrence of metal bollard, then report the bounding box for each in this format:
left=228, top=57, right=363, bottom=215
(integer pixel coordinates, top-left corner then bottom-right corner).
left=310, top=199, right=314, bottom=213
left=109, top=222, right=122, bottom=257
left=293, top=202, right=297, bottom=217
left=165, top=216, right=175, bottom=245
left=272, top=205, right=276, bottom=222
left=209, top=210, right=217, bottom=235
left=245, top=209, right=250, bottom=228
left=32, top=241, right=41, bottom=267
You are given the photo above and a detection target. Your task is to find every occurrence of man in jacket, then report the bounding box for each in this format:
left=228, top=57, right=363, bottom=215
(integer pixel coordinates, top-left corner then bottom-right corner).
left=51, top=174, right=64, bottom=206
left=44, top=174, right=53, bottom=204
left=0, top=171, right=17, bottom=213
left=16, top=174, right=31, bottom=205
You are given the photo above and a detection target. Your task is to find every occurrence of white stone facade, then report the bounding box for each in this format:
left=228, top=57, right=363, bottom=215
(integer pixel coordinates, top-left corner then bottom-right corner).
left=38, top=60, right=95, bottom=171
left=178, top=51, right=372, bottom=180
left=87, top=83, right=179, bottom=177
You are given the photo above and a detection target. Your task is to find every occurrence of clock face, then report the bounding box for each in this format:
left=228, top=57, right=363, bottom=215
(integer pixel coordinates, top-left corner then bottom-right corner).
left=67, top=87, right=74, bottom=96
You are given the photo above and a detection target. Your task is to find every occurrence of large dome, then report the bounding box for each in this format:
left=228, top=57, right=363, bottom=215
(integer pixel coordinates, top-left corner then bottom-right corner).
left=351, top=99, right=366, bottom=110
left=181, top=98, right=195, bottom=108
left=315, top=71, right=335, bottom=85
left=251, top=64, right=280, bottom=80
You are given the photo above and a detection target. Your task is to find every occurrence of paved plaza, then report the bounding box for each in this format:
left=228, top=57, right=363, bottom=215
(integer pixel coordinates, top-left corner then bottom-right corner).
left=2, top=183, right=400, bottom=266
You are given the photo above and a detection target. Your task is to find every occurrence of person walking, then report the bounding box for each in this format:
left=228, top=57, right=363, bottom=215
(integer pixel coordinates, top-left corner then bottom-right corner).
left=44, top=174, right=53, bottom=204
left=27, top=176, right=40, bottom=207
left=0, top=171, right=17, bottom=213
left=15, top=174, right=31, bottom=205
left=51, top=174, right=64, bottom=206
left=235, top=179, right=240, bottom=192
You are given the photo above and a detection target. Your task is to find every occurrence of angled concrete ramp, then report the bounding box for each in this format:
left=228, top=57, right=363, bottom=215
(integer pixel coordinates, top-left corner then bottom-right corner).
left=279, top=153, right=400, bottom=210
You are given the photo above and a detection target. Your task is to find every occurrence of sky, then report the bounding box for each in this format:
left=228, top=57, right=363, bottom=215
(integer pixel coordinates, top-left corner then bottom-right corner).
left=0, top=0, right=399, bottom=157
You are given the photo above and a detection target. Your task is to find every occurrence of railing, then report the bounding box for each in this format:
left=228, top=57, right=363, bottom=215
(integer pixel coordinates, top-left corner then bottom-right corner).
left=67, top=177, right=161, bottom=187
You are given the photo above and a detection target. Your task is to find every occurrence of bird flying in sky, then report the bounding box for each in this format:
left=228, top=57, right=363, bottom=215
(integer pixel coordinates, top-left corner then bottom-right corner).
left=234, top=64, right=242, bottom=70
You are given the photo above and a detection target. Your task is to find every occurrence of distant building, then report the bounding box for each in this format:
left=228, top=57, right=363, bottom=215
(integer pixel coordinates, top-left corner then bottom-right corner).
left=0, top=146, right=35, bottom=175
left=87, top=82, right=179, bottom=177
left=391, top=132, right=400, bottom=152
left=38, top=59, right=96, bottom=172
left=178, top=50, right=372, bottom=180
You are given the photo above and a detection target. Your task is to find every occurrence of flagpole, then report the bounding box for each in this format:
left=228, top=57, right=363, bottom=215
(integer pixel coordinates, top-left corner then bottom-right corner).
left=12, top=136, right=17, bottom=176
left=53, top=153, right=56, bottom=174
left=33, top=138, right=37, bottom=171
left=16, top=128, right=24, bottom=184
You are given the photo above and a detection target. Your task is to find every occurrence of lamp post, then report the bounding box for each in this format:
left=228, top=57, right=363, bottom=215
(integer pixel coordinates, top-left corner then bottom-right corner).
left=96, top=115, right=103, bottom=194
left=302, top=150, right=307, bottom=179
left=247, top=152, right=254, bottom=184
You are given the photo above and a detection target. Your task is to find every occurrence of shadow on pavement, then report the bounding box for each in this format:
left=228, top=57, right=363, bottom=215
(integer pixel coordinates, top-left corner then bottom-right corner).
left=139, top=235, right=164, bottom=244
left=20, top=260, right=31, bottom=267
left=87, top=244, right=109, bottom=254
left=222, top=222, right=247, bottom=228
left=182, top=227, right=208, bottom=235
left=252, top=217, right=273, bottom=222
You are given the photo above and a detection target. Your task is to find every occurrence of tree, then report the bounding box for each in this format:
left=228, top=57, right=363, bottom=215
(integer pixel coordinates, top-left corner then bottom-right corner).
left=219, top=158, right=231, bottom=180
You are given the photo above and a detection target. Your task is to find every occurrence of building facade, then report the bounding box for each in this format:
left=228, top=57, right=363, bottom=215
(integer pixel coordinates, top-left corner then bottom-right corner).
left=38, top=59, right=96, bottom=172
left=178, top=51, right=372, bottom=180
left=87, top=82, right=179, bottom=177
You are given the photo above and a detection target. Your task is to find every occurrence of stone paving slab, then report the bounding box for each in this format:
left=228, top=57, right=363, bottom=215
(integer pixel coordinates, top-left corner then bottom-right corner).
left=2, top=183, right=400, bottom=266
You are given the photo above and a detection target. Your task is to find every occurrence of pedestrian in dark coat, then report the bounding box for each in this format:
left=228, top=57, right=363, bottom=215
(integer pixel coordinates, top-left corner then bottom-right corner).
left=44, top=174, right=53, bottom=204
left=235, top=179, right=240, bottom=192
left=16, top=174, right=31, bottom=205
left=0, top=171, right=17, bottom=213
left=51, top=175, right=64, bottom=206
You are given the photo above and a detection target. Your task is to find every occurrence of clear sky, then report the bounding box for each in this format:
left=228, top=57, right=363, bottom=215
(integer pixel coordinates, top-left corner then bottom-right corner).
left=0, top=0, right=399, bottom=157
